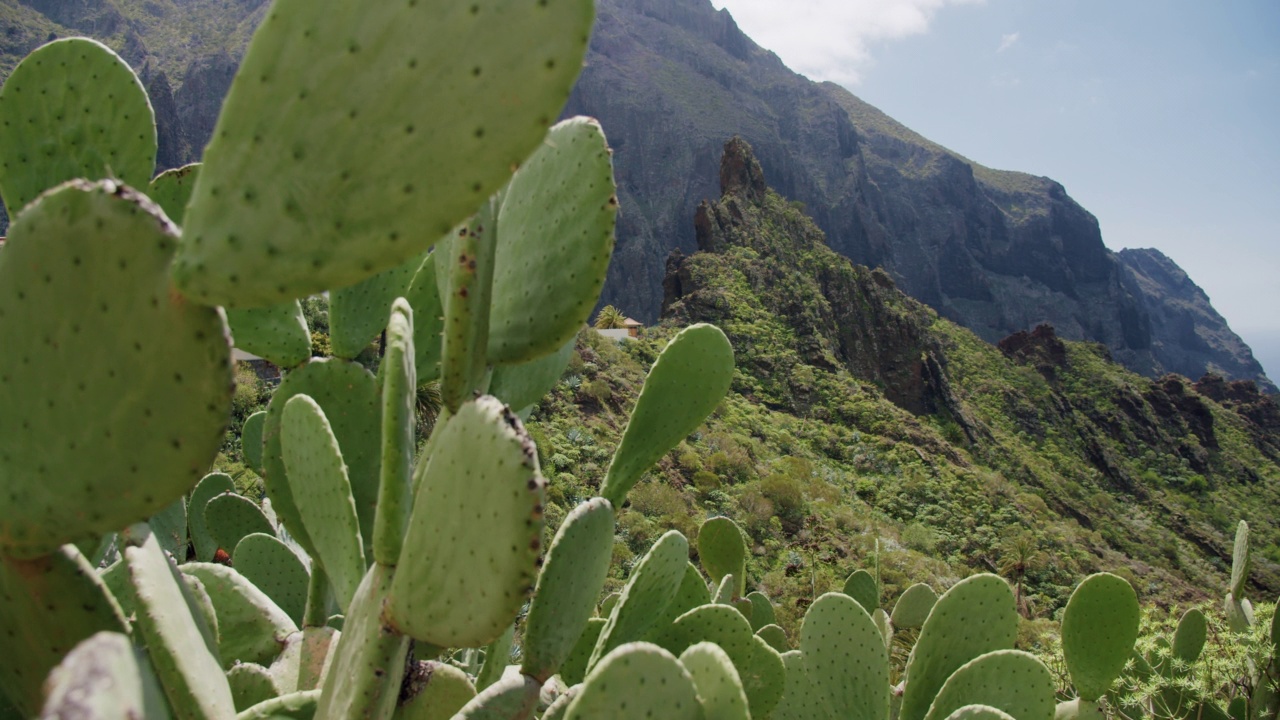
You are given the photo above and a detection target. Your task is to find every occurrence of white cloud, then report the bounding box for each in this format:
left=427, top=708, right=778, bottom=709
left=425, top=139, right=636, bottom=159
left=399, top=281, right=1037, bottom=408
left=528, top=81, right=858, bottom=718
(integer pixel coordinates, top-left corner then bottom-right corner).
left=708, top=0, right=985, bottom=86
left=997, top=31, right=1020, bottom=53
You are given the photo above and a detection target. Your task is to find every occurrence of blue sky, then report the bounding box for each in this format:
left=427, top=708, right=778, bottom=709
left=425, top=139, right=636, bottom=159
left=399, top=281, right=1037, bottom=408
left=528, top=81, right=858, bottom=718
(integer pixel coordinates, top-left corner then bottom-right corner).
left=709, top=0, right=1280, bottom=382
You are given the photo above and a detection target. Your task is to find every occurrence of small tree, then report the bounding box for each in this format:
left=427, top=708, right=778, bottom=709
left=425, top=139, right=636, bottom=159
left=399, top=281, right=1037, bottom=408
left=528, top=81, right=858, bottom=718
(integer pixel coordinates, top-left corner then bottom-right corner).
left=594, top=304, right=626, bottom=329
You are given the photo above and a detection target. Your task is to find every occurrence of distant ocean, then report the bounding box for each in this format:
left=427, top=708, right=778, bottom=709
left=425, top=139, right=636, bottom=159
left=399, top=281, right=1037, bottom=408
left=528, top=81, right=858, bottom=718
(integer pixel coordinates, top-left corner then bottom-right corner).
left=1240, top=328, right=1280, bottom=392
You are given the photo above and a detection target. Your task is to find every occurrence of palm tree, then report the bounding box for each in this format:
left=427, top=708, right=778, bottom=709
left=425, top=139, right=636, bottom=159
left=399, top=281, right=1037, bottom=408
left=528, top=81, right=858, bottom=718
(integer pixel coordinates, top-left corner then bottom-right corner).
left=415, top=381, right=442, bottom=441
left=594, top=305, right=626, bottom=329
left=997, top=532, right=1046, bottom=618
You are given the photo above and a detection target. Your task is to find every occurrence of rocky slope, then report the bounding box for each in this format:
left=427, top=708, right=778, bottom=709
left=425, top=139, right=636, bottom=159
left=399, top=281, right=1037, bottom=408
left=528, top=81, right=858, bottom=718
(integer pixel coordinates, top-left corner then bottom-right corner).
left=649, top=137, right=1280, bottom=609
left=0, top=0, right=1271, bottom=390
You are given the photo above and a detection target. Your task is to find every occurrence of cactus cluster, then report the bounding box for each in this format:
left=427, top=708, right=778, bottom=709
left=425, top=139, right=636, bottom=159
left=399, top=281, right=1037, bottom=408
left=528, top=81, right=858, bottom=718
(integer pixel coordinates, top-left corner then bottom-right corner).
left=1, top=2, right=1277, bottom=720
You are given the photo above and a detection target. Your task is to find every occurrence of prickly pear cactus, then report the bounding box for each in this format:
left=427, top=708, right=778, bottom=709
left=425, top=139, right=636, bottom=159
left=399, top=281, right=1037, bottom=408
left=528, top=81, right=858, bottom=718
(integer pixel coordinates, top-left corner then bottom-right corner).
left=699, top=517, right=748, bottom=600
left=801, top=592, right=889, bottom=720
left=1061, top=573, right=1140, bottom=702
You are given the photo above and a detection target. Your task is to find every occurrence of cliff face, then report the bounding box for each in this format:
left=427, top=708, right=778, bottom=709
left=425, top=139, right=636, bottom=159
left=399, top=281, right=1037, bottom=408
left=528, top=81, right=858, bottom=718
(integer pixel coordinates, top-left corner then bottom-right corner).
left=0, top=0, right=1270, bottom=389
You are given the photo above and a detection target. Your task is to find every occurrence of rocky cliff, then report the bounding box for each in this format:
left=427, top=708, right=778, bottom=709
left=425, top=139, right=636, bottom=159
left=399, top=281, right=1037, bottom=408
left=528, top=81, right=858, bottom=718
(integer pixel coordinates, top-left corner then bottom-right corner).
left=0, top=0, right=1270, bottom=389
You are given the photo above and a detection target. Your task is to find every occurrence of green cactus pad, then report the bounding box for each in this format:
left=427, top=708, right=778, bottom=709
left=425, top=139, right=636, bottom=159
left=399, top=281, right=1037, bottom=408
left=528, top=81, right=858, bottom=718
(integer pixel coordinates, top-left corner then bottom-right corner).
left=800, top=592, right=889, bottom=720
left=148, top=162, right=200, bottom=223
left=181, top=563, right=298, bottom=668
left=329, top=251, right=426, bottom=359
left=190, top=473, right=237, bottom=562
left=589, top=530, right=690, bottom=671
left=242, top=413, right=267, bottom=476
left=922, top=649, right=1055, bottom=720
left=0, top=546, right=128, bottom=715
left=542, top=687, right=579, bottom=720
left=658, top=603, right=783, bottom=717
left=440, top=203, right=497, bottom=412
left=773, top=649, right=833, bottom=720
left=233, top=533, right=310, bottom=626
left=488, top=117, right=617, bottom=364
left=699, top=517, right=748, bottom=599
left=873, top=608, right=894, bottom=649
left=1231, top=520, right=1250, bottom=599
left=0, top=39, right=156, bottom=217
left=561, top=618, right=606, bottom=687
left=451, top=674, right=541, bottom=720
left=125, top=530, right=237, bottom=719
left=566, top=643, right=702, bottom=720
left=180, top=571, right=222, bottom=660
left=228, top=662, right=280, bottom=712
left=1224, top=593, right=1254, bottom=634
left=387, top=396, right=544, bottom=647
left=267, top=632, right=303, bottom=696
left=892, top=583, right=939, bottom=629
left=0, top=180, right=232, bottom=558
left=1061, top=573, right=1140, bottom=702
left=742, top=633, right=787, bottom=717
left=843, top=569, right=879, bottom=612
left=297, top=627, right=338, bottom=692
left=601, top=324, right=734, bottom=507
left=756, top=624, right=789, bottom=653
left=746, top=592, right=776, bottom=631
left=150, top=496, right=189, bottom=560
left=173, top=0, right=595, bottom=308
left=945, top=705, right=1018, bottom=720
left=262, top=358, right=380, bottom=560
left=714, top=575, right=736, bottom=605
left=313, top=565, right=410, bottom=720
left=40, top=632, right=172, bottom=720
left=476, top=624, right=514, bottom=692
left=405, top=252, right=445, bottom=384
left=901, top=574, right=1018, bottom=720
left=679, top=642, right=751, bottom=720
left=281, top=394, right=367, bottom=612
left=226, top=302, right=312, bottom=369
left=1054, top=699, right=1105, bottom=720
left=395, top=661, right=477, bottom=720
left=1172, top=608, right=1208, bottom=664
left=237, top=690, right=320, bottom=720
left=374, top=299, right=415, bottom=566
left=644, top=562, right=712, bottom=643
left=523, top=498, right=616, bottom=683
left=99, top=558, right=137, bottom=619
left=489, top=336, right=577, bottom=412
left=205, top=492, right=274, bottom=553
left=600, top=592, right=621, bottom=618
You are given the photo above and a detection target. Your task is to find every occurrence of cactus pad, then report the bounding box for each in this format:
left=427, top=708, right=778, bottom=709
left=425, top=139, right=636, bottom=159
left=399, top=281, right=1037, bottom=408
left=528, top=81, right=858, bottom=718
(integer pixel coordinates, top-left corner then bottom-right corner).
left=226, top=302, right=312, bottom=369
left=228, top=662, right=280, bottom=711
left=374, top=299, right=416, bottom=566
left=0, top=180, right=232, bottom=558
left=679, top=641, right=751, bottom=720
left=387, top=396, right=545, bottom=648
left=261, top=358, right=380, bottom=560
left=566, top=643, right=702, bottom=720
left=0, top=38, right=155, bottom=217
left=645, top=562, right=712, bottom=642
left=891, top=583, right=938, bottom=629
left=1172, top=608, right=1208, bottom=664
left=1231, top=520, right=1250, bottom=599
left=238, top=690, right=320, bottom=720
left=590, top=530, right=690, bottom=671
left=452, top=674, right=542, bottom=720
left=714, top=575, right=736, bottom=604
left=405, top=252, right=445, bottom=384
left=242, top=413, right=267, bottom=476
left=125, top=529, right=237, bottom=719
left=843, top=569, right=879, bottom=612
left=801, top=592, right=889, bottom=720
left=173, top=0, right=596, bottom=307
left=746, top=591, right=776, bottom=631
left=40, top=632, right=171, bottom=720
left=945, top=706, right=1018, bottom=720
left=601, top=324, right=734, bottom=507
left=659, top=603, right=784, bottom=717
left=488, top=117, right=617, bottom=364
left=181, top=563, right=298, bottom=668
left=699, top=517, right=748, bottom=599
left=312, top=564, right=409, bottom=720
left=232, top=533, right=310, bottom=626
left=1061, top=573, right=1140, bottom=701
left=397, top=661, right=477, bottom=720
left=328, top=251, right=425, bottom=359
left=189, top=473, right=236, bottom=562
left=147, top=162, right=200, bottom=223
left=204, top=492, right=274, bottom=553
left=281, top=394, right=367, bottom=612
left=0, top=546, right=128, bottom=715
left=922, top=649, right=1055, bottom=720
left=773, top=649, right=833, bottom=720
left=149, top=496, right=189, bottom=560
left=901, top=574, right=1017, bottom=720
left=561, top=617, right=606, bottom=687
left=523, top=498, right=616, bottom=683
left=489, top=336, right=577, bottom=412
left=756, top=624, right=789, bottom=652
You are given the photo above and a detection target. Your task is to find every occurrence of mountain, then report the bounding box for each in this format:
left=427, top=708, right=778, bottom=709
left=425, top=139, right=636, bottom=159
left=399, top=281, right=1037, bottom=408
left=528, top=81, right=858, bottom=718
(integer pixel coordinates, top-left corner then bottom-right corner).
left=524, top=137, right=1280, bottom=627
left=0, top=0, right=1272, bottom=391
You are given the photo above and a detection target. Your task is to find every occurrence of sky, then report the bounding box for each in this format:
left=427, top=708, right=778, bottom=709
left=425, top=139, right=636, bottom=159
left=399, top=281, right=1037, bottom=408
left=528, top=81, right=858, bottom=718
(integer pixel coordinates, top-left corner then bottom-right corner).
left=708, top=0, right=1280, bottom=382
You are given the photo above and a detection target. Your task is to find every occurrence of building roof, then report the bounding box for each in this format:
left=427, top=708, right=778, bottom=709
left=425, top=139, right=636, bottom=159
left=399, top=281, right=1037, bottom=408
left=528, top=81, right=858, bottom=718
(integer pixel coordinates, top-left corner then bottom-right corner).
left=623, top=318, right=643, bottom=327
